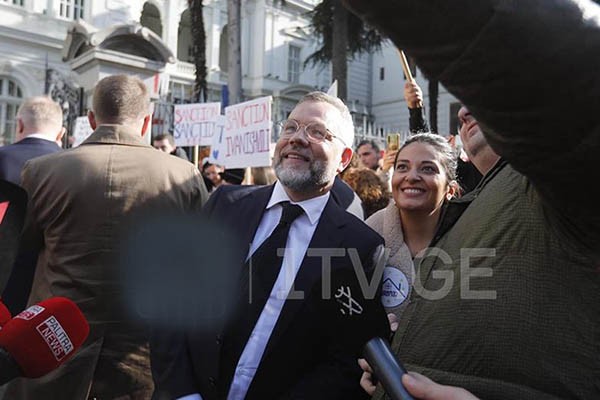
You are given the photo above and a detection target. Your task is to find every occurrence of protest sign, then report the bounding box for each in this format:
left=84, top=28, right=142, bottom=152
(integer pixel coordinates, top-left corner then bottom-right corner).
left=218, top=96, right=272, bottom=168
left=208, top=115, right=227, bottom=165
left=173, top=102, right=221, bottom=146
left=71, top=116, right=93, bottom=147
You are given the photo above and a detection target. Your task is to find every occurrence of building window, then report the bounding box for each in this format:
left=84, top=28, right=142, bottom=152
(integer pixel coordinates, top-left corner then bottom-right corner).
left=219, top=25, right=228, bottom=72
left=0, top=77, right=24, bottom=146
left=60, top=0, right=84, bottom=20
left=178, top=9, right=193, bottom=62
left=1, top=0, right=24, bottom=6
left=379, top=67, right=385, bottom=81
left=140, top=2, right=163, bottom=38
left=288, top=45, right=301, bottom=84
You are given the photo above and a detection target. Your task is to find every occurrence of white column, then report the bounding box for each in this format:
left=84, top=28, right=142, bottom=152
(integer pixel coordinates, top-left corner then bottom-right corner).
left=246, top=0, right=265, bottom=93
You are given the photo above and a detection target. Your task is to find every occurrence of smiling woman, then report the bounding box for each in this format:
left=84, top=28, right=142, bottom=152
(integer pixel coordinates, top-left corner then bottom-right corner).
left=365, top=133, right=458, bottom=321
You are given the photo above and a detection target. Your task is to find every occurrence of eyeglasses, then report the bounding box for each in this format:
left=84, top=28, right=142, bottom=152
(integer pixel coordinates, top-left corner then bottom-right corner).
left=278, top=119, right=346, bottom=146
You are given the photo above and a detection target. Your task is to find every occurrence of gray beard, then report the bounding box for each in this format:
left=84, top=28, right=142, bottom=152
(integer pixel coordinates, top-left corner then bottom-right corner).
left=274, top=157, right=337, bottom=192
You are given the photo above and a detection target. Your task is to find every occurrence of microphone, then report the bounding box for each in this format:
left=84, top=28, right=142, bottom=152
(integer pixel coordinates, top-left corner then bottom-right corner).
left=0, top=297, right=89, bottom=384
left=0, top=299, right=11, bottom=327
left=363, top=337, right=415, bottom=400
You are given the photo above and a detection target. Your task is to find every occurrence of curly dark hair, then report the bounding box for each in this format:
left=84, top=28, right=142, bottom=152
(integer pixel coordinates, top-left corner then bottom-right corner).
left=342, top=167, right=390, bottom=218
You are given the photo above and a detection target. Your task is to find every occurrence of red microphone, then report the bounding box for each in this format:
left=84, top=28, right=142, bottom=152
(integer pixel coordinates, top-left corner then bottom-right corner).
left=0, top=297, right=89, bottom=383
left=0, top=300, right=11, bottom=327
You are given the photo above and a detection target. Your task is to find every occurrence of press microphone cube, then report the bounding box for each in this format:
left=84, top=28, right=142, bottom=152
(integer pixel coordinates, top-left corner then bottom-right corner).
left=0, top=297, right=89, bottom=378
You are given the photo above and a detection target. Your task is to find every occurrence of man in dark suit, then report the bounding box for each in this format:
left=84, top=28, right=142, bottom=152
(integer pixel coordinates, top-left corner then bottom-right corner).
left=151, top=92, right=389, bottom=400
left=0, top=96, right=64, bottom=185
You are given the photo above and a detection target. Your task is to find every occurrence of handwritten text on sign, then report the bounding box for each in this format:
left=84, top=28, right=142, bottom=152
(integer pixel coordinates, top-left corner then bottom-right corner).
left=222, top=96, right=272, bottom=168
left=173, top=102, right=221, bottom=146
left=71, top=116, right=93, bottom=148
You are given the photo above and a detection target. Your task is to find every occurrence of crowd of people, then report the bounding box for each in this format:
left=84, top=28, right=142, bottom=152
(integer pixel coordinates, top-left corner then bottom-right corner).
left=0, top=0, right=599, bottom=399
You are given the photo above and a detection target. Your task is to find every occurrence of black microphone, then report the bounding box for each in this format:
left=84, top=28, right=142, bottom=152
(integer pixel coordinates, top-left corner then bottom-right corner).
left=363, top=337, right=415, bottom=400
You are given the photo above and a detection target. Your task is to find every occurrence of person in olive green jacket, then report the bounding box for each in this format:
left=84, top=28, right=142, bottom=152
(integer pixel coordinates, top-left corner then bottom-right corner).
left=348, top=0, right=600, bottom=399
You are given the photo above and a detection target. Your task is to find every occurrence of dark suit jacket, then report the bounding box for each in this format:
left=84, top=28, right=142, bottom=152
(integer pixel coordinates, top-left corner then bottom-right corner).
left=0, top=138, right=60, bottom=315
left=0, top=137, right=61, bottom=185
left=151, top=184, right=389, bottom=400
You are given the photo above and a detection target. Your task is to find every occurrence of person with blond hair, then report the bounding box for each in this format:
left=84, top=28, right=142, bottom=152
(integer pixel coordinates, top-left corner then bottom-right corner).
left=0, top=96, right=64, bottom=185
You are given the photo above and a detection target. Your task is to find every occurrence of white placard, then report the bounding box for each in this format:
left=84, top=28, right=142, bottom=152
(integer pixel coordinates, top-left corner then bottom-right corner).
left=208, top=115, right=227, bottom=165
left=71, top=116, right=93, bottom=147
left=173, top=102, right=221, bottom=147
left=220, top=96, right=272, bottom=168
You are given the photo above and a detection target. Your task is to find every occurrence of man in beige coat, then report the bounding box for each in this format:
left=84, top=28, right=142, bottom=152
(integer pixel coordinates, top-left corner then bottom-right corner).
left=3, top=75, right=208, bottom=399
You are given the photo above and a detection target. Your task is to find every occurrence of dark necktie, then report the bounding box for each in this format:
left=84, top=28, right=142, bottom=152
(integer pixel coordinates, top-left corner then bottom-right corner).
left=246, top=201, right=304, bottom=303
left=220, top=201, right=304, bottom=391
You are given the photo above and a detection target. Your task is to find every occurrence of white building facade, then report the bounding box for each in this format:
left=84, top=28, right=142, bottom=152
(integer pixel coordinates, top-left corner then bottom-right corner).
left=0, top=0, right=458, bottom=148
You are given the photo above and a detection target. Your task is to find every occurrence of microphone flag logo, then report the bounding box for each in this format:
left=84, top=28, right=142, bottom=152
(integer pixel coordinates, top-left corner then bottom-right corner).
left=36, top=316, right=74, bottom=361
left=16, top=305, right=45, bottom=321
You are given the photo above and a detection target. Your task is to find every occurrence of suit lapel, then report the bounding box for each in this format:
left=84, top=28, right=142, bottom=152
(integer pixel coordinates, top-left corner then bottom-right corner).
left=231, top=185, right=274, bottom=263
left=263, top=196, right=347, bottom=356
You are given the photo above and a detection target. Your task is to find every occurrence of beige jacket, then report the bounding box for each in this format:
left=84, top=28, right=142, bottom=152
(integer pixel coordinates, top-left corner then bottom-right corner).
left=366, top=202, right=414, bottom=321
left=4, top=125, right=207, bottom=400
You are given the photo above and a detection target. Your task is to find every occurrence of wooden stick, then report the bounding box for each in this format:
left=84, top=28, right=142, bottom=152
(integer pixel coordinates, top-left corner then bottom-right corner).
left=397, top=49, right=422, bottom=108
left=398, top=49, right=414, bottom=82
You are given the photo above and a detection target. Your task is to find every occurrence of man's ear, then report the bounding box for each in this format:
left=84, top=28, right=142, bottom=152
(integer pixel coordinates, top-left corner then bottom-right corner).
left=141, top=115, right=151, bottom=137
left=55, top=127, right=66, bottom=146
left=87, top=111, right=97, bottom=130
left=337, top=147, right=353, bottom=173
left=15, top=118, right=24, bottom=140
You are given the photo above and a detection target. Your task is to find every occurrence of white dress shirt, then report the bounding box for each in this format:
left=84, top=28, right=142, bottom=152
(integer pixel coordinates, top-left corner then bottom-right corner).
left=24, top=133, right=58, bottom=142
left=176, top=182, right=330, bottom=400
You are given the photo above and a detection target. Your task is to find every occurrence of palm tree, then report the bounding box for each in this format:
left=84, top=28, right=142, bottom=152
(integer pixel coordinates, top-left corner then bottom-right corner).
left=306, top=0, right=384, bottom=102
left=188, top=0, right=207, bottom=103
left=227, top=0, right=243, bottom=105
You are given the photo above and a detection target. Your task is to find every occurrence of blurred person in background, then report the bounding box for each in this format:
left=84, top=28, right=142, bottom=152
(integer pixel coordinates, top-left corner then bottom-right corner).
left=202, top=161, right=225, bottom=193
left=0, top=96, right=64, bottom=185
left=244, top=166, right=277, bottom=186
left=153, top=133, right=189, bottom=161
left=342, top=167, right=390, bottom=219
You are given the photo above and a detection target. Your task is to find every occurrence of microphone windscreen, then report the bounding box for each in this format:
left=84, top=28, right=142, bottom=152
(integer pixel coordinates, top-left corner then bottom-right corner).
left=0, top=300, right=11, bottom=327
left=0, top=297, right=89, bottom=377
